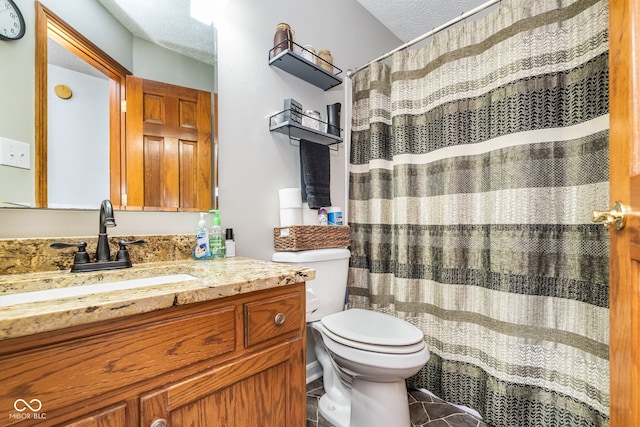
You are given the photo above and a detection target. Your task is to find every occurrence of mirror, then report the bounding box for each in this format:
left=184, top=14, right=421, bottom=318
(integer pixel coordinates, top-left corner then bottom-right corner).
left=3, top=0, right=217, bottom=210
left=47, top=37, right=111, bottom=210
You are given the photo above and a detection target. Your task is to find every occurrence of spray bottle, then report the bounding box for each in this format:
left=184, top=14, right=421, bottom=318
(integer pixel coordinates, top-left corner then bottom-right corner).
left=209, top=209, right=226, bottom=258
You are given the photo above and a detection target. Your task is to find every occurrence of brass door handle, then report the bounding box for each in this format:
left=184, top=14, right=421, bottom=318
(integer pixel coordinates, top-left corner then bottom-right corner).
left=592, top=201, right=627, bottom=230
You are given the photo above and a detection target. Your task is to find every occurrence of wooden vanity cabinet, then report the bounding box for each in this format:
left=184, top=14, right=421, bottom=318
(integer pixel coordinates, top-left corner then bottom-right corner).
left=0, top=284, right=306, bottom=427
left=64, top=403, right=129, bottom=427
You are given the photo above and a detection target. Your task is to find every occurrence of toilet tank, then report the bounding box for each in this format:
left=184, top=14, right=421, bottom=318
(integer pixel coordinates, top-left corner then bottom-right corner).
left=272, top=248, right=350, bottom=322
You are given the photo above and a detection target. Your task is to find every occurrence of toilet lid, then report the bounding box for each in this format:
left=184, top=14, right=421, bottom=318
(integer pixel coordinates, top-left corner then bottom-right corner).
left=320, top=324, right=427, bottom=354
left=320, top=309, right=424, bottom=349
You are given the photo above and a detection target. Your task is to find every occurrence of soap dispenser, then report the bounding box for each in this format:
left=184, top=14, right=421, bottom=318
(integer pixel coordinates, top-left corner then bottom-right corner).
left=209, top=209, right=226, bottom=258
left=193, top=212, right=212, bottom=260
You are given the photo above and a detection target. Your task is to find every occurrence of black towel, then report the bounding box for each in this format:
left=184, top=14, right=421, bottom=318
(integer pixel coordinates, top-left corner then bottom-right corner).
left=300, top=139, right=331, bottom=209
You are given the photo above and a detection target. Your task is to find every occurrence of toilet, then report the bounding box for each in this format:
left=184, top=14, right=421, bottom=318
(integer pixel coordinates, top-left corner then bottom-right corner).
left=272, top=248, right=429, bottom=427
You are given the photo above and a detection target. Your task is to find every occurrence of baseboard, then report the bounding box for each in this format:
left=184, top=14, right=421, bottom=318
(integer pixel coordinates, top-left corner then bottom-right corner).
left=306, top=361, right=323, bottom=384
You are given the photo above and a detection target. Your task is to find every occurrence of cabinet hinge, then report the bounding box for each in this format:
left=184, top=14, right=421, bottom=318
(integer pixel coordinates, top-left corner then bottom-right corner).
left=122, top=193, right=127, bottom=206
left=121, top=100, right=127, bottom=112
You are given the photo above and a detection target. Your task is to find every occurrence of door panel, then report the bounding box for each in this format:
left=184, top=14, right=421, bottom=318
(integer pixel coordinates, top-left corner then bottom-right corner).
left=125, top=76, right=212, bottom=211
left=142, top=137, right=167, bottom=209
left=180, top=141, right=198, bottom=209
left=178, top=98, right=197, bottom=129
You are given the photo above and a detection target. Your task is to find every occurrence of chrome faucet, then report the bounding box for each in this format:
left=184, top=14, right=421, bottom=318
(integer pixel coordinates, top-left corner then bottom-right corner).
left=96, top=199, right=116, bottom=261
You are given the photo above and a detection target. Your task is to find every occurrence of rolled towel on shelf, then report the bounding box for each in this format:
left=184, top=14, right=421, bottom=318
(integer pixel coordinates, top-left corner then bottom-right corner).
left=300, top=139, right=331, bottom=209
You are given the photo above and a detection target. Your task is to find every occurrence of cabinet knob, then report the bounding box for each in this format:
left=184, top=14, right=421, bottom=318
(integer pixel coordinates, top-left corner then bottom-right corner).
left=274, top=312, right=286, bottom=326
left=150, top=419, right=167, bottom=427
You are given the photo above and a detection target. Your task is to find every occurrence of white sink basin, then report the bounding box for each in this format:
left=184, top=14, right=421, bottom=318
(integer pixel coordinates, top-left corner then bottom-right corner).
left=0, top=273, right=198, bottom=307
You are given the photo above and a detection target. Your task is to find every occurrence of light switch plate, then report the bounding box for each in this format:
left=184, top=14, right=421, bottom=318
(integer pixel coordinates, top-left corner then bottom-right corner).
left=0, top=137, right=31, bottom=169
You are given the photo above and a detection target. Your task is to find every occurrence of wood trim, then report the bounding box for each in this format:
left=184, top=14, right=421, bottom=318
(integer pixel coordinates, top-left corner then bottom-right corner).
left=195, top=90, right=212, bottom=212
left=34, top=3, right=48, bottom=208
left=213, top=92, right=219, bottom=209
left=608, top=0, right=640, bottom=425
left=34, top=2, right=131, bottom=208
left=43, top=7, right=130, bottom=78
left=124, top=75, right=144, bottom=209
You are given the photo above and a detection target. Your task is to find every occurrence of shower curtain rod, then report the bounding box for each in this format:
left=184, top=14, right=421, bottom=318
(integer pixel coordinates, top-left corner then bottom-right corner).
left=347, top=0, right=501, bottom=76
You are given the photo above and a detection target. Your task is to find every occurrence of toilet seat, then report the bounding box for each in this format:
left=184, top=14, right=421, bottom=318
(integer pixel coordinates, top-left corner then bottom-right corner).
left=320, top=309, right=425, bottom=354
left=314, top=322, right=430, bottom=372
left=320, top=325, right=426, bottom=354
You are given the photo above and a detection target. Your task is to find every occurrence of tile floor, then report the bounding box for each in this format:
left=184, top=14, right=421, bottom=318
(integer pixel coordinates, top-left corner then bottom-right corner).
left=306, top=378, right=488, bottom=427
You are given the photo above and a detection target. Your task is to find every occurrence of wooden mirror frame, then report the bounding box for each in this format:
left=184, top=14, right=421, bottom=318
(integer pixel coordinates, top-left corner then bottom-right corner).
left=35, top=2, right=131, bottom=208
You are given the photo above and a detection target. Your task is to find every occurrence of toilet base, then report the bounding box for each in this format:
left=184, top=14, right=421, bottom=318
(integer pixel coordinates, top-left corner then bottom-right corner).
left=318, top=378, right=411, bottom=427
left=319, top=393, right=350, bottom=427
left=350, top=378, right=410, bottom=427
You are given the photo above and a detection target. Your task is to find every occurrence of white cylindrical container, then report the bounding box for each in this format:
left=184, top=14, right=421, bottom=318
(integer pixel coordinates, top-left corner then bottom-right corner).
left=327, top=207, right=343, bottom=225
left=279, top=187, right=302, bottom=208
left=280, top=207, right=302, bottom=226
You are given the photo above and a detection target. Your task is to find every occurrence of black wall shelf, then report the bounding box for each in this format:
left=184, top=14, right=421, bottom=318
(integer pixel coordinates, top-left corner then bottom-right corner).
left=268, top=46, right=343, bottom=91
left=269, top=110, right=343, bottom=146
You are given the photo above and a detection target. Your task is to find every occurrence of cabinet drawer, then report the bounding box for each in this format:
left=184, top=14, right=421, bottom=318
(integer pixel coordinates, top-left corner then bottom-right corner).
left=244, top=292, right=302, bottom=347
left=0, top=305, right=236, bottom=419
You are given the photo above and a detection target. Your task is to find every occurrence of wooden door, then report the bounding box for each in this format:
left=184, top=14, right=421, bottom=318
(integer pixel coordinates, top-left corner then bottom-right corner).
left=125, top=76, right=212, bottom=211
left=607, top=1, right=640, bottom=425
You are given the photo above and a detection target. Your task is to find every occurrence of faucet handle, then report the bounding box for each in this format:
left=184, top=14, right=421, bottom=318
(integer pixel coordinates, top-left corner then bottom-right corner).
left=51, top=241, right=91, bottom=265
left=115, top=239, right=147, bottom=262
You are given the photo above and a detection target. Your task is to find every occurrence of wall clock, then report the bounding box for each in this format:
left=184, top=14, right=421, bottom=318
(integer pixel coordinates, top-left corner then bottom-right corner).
left=0, top=0, right=25, bottom=41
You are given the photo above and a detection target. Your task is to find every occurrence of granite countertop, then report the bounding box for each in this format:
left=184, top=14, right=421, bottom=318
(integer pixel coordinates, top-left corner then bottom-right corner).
left=0, top=257, right=315, bottom=341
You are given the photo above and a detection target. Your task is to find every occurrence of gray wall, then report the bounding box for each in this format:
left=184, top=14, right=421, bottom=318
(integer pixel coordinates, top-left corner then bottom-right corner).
left=0, top=0, right=36, bottom=205
left=216, top=0, right=400, bottom=261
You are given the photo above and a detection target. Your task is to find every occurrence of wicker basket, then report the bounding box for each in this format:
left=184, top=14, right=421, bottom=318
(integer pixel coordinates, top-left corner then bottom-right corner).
left=273, top=225, right=350, bottom=251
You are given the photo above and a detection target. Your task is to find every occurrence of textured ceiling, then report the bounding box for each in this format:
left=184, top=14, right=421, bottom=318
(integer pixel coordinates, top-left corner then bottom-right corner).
left=354, top=0, right=492, bottom=42
left=96, top=0, right=492, bottom=65
left=96, top=0, right=217, bottom=66
left=52, top=0, right=493, bottom=75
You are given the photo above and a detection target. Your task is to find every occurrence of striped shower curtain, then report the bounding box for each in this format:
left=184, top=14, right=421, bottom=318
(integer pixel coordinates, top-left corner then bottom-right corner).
left=348, top=0, right=610, bottom=425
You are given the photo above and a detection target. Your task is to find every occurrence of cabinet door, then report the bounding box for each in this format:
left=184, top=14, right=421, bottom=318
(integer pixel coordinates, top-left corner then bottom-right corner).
left=0, top=305, right=235, bottom=425
left=140, top=341, right=302, bottom=427
left=61, top=402, right=129, bottom=427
